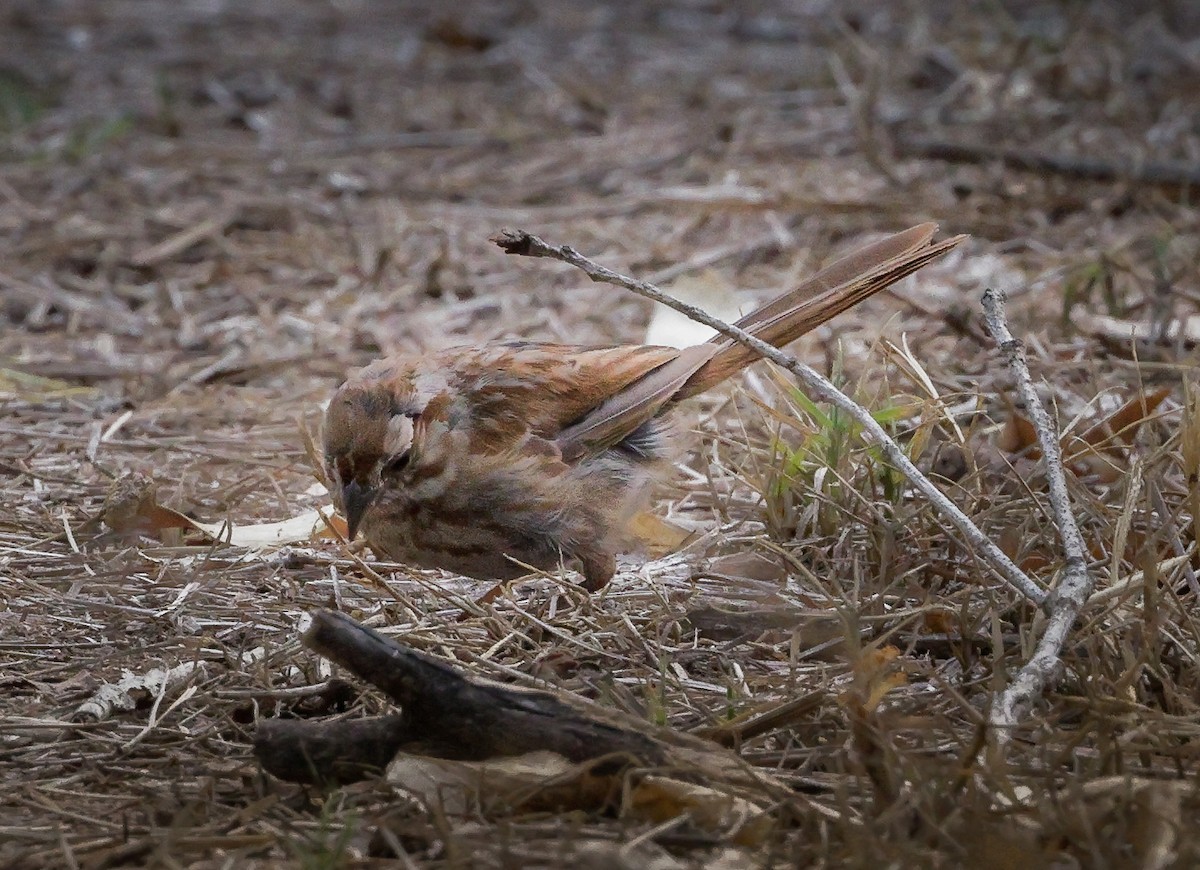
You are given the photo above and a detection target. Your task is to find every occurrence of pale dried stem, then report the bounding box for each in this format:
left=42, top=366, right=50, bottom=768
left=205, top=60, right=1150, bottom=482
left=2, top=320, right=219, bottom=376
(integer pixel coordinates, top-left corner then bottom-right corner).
left=495, top=230, right=1047, bottom=607
left=980, top=288, right=1093, bottom=745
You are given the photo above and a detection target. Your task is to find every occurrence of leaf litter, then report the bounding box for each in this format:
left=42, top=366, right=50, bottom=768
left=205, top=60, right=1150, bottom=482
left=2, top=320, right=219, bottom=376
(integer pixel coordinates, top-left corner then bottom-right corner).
left=2, top=0, right=1200, bottom=867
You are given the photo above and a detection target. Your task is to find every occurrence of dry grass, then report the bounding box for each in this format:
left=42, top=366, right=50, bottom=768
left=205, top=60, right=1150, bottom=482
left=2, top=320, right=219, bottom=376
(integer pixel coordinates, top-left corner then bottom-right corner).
left=2, top=1, right=1199, bottom=866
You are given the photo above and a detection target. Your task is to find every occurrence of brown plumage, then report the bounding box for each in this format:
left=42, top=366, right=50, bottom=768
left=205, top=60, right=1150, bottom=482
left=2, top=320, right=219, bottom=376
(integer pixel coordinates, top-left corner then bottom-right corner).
left=322, top=224, right=964, bottom=589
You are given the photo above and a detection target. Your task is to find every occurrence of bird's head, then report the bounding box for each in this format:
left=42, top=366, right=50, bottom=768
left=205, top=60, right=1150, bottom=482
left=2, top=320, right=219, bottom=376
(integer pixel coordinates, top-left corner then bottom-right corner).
left=322, top=379, right=421, bottom=541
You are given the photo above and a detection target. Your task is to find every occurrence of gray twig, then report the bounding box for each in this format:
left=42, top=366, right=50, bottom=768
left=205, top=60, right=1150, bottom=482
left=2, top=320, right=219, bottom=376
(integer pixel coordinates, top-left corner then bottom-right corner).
left=493, top=229, right=1047, bottom=606
left=980, top=288, right=1092, bottom=745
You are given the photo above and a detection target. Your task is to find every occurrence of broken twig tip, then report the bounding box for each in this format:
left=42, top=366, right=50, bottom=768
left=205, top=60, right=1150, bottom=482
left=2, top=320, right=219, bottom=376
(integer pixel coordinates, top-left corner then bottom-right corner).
left=491, top=229, right=535, bottom=256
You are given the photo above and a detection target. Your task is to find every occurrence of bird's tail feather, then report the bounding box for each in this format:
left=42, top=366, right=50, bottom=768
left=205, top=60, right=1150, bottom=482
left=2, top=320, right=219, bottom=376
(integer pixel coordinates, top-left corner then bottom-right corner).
left=676, top=223, right=966, bottom=398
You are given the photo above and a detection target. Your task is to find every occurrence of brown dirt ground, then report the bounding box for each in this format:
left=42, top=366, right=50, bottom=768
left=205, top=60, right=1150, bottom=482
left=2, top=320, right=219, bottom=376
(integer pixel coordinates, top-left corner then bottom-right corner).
left=3, top=1, right=1200, bottom=867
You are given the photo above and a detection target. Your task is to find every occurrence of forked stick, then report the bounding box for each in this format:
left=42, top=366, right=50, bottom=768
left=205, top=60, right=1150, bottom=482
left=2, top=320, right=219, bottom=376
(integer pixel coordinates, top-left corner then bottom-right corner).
left=981, top=288, right=1093, bottom=745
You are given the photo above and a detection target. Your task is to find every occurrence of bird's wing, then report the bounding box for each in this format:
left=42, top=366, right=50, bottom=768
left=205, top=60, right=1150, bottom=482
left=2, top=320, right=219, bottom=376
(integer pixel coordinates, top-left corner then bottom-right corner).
left=553, top=343, right=718, bottom=459
left=446, top=342, right=691, bottom=456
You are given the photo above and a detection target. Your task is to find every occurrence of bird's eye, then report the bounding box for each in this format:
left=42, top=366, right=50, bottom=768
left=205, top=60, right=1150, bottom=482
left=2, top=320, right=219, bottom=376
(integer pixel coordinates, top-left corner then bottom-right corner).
left=383, top=452, right=410, bottom=474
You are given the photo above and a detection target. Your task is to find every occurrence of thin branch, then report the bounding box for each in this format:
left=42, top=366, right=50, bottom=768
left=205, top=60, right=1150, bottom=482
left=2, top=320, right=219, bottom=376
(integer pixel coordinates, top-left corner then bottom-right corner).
left=980, top=288, right=1093, bottom=744
left=493, top=229, right=1047, bottom=607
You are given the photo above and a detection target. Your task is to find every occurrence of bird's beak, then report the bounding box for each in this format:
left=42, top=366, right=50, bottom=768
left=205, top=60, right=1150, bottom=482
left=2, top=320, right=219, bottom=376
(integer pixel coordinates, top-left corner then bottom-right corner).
left=341, top=480, right=378, bottom=542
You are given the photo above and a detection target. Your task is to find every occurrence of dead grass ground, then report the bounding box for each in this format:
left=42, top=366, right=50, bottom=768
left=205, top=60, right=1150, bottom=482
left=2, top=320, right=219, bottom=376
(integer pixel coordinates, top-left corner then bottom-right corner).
left=2, top=0, right=1200, bottom=866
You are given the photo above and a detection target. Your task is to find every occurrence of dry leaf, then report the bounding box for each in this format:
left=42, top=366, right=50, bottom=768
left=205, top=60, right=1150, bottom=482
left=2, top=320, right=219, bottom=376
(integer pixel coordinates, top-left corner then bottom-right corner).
left=628, top=511, right=695, bottom=556
left=862, top=645, right=901, bottom=670
left=387, top=750, right=773, bottom=846
left=100, top=472, right=343, bottom=549
left=626, top=775, right=774, bottom=847
left=1064, top=388, right=1170, bottom=481
left=1078, top=387, right=1171, bottom=448
left=189, top=507, right=343, bottom=549
left=100, top=473, right=195, bottom=537
left=849, top=645, right=905, bottom=713
left=996, top=388, right=1171, bottom=483
left=387, top=751, right=609, bottom=817
left=995, top=524, right=1053, bottom=574
left=996, top=406, right=1039, bottom=456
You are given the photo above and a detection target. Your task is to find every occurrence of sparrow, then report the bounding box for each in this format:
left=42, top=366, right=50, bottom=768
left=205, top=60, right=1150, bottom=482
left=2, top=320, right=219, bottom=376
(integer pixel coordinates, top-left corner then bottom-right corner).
left=322, top=223, right=963, bottom=590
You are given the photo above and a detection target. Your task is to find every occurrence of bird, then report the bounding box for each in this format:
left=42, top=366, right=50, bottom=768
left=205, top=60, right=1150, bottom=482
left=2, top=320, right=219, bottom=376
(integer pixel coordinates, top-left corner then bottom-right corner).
left=322, top=223, right=964, bottom=590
